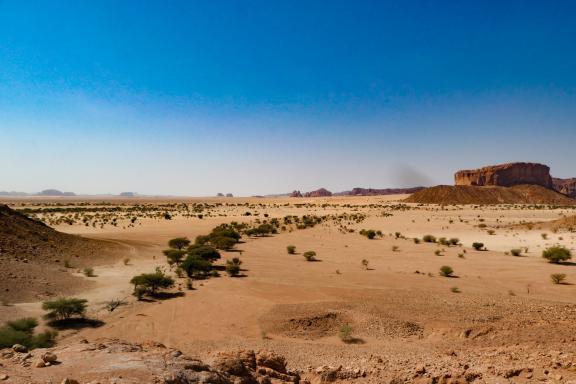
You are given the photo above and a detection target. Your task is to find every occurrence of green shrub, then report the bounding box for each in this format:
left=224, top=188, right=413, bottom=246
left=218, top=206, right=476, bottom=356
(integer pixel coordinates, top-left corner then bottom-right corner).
left=286, top=245, right=296, bottom=254
left=186, top=244, right=221, bottom=262
left=0, top=318, right=56, bottom=349
left=472, top=242, right=484, bottom=251
left=439, top=265, right=454, bottom=277
left=338, top=324, right=353, bottom=343
left=510, top=249, right=522, bottom=257
left=225, top=258, right=242, bottom=277
left=42, top=298, right=88, bottom=321
left=303, top=251, right=317, bottom=261
left=542, top=246, right=572, bottom=264
left=551, top=273, right=567, bottom=284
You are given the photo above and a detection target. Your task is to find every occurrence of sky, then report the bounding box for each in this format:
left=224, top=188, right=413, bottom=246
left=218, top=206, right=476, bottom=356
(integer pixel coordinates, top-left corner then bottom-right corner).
left=0, top=0, right=575, bottom=196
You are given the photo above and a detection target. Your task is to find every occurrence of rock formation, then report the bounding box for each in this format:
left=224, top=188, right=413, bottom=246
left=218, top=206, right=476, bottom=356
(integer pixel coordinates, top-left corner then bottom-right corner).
left=454, top=162, right=553, bottom=188
left=335, top=187, right=425, bottom=196
left=553, top=178, right=576, bottom=198
left=304, top=188, right=332, bottom=197
left=289, top=190, right=303, bottom=197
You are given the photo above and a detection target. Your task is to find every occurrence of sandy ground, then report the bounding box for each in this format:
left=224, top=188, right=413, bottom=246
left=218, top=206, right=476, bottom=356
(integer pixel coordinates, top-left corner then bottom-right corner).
left=2, top=196, right=576, bottom=382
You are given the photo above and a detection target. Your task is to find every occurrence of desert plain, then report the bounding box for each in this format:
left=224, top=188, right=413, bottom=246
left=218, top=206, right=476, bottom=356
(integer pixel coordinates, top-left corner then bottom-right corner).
left=1, top=194, right=576, bottom=383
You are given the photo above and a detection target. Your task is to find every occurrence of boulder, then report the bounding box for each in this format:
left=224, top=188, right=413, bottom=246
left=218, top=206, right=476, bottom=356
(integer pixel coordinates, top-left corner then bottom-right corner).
left=454, top=162, right=553, bottom=188
left=41, top=351, right=58, bottom=363
left=12, top=344, right=27, bottom=353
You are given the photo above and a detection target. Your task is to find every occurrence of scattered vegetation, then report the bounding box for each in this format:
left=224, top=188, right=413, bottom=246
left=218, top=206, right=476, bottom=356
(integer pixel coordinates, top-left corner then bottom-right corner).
left=303, top=251, right=317, bottom=261
left=286, top=245, right=296, bottom=254
left=42, top=297, right=88, bottom=321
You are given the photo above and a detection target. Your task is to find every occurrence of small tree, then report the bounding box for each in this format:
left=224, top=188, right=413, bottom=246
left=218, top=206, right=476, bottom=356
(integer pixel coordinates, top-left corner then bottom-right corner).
left=303, top=251, right=317, bottom=261
left=42, top=298, right=88, bottom=321
left=168, top=237, right=191, bottom=250
left=163, top=249, right=186, bottom=266
left=181, top=255, right=212, bottom=277
left=551, top=273, right=567, bottom=284
left=286, top=245, right=296, bottom=254
left=439, top=265, right=454, bottom=277
left=542, top=246, right=572, bottom=264
left=187, top=244, right=221, bottom=262
left=130, top=271, right=174, bottom=297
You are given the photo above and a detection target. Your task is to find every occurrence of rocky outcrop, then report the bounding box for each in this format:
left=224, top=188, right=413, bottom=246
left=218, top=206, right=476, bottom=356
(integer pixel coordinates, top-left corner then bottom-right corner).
left=335, top=187, right=425, bottom=196
left=289, top=190, right=303, bottom=198
left=553, top=178, right=576, bottom=198
left=0, top=339, right=300, bottom=384
left=455, top=163, right=553, bottom=188
left=405, top=184, right=576, bottom=205
left=304, top=188, right=332, bottom=197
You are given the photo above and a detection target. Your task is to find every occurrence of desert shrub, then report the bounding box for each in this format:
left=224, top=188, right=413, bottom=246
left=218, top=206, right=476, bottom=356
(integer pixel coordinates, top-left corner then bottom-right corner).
left=286, top=245, right=296, bottom=254
left=413, top=238, right=421, bottom=244
left=449, top=238, right=460, bottom=246
left=303, top=251, right=317, bottom=261
left=361, top=259, right=369, bottom=269
left=104, top=299, right=124, bottom=312
left=472, top=242, right=484, bottom=251
left=63, top=259, right=72, bottom=268
left=339, top=324, right=353, bottom=343
left=541, top=233, right=548, bottom=240
left=439, top=265, right=454, bottom=277
left=450, top=287, right=461, bottom=293
left=434, top=250, right=443, bottom=256
left=392, top=246, right=399, bottom=252
left=0, top=318, right=56, bottom=349
left=542, top=246, right=572, bottom=264
left=123, top=257, right=131, bottom=266
left=83, top=267, right=95, bottom=277
left=225, top=258, right=242, bottom=277
left=42, top=298, right=88, bottom=321
left=359, top=229, right=376, bottom=239
left=510, top=249, right=522, bottom=257
left=130, top=271, right=174, bottom=297
left=438, top=237, right=449, bottom=246
left=168, top=237, right=191, bottom=250
left=423, top=235, right=436, bottom=243
left=551, top=273, right=567, bottom=284
left=487, top=230, right=495, bottom=235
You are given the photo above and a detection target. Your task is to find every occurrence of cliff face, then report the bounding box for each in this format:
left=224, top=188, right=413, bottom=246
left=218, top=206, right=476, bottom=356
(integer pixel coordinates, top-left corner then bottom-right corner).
left=455, top=163, right=553, bottom=188
left=553, top=178, right=576, bottom=198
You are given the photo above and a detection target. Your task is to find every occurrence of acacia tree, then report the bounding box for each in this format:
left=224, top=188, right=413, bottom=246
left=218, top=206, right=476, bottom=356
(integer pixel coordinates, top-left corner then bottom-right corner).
left=42, top=298, right=88, bottom=321
left=130, top=271, right=174, bottom=298
left=168, top=237, right=191, bottom=250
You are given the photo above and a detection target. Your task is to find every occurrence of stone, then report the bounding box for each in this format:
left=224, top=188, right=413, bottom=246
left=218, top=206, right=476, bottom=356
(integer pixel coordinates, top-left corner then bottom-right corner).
left=12, top=344, right=27, bottom=353
left=34, top=359, right=46, bottom=368
left=61, top=380, right=80, bottom=384
left=41, top=351, right=58, bottom=363
left=455, top=162, right=553, bottom=188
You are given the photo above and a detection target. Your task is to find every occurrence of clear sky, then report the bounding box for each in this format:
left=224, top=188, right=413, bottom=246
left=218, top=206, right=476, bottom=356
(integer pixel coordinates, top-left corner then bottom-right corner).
left=1, top=0, right=575, bottom=196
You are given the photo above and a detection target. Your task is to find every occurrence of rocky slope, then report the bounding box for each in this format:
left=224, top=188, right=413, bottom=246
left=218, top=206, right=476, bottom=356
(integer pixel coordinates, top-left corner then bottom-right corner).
left=0, top=205, right=124, bottom=303
left=455, top=163, right=553, bottom=188
left=553, top=178, right=576, bottom=198
left=334, top=187, right=425, bottom=196
left=405, top=184, right=576, bottom=205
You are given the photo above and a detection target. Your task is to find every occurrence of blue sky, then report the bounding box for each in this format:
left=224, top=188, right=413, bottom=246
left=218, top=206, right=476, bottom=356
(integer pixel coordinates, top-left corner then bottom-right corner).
left=1, top=0, right=575, bottom=195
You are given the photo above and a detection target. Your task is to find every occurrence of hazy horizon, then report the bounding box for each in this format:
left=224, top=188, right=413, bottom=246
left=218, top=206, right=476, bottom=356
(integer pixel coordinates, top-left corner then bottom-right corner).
left=1, top=1, right=575, bottom=196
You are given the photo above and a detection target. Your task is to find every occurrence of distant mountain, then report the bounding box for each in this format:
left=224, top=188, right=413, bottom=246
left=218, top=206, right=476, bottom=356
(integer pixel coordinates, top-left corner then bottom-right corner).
left=0, top=191, right=29, bottom=196
left=36, top=189, right=76, bottom=196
